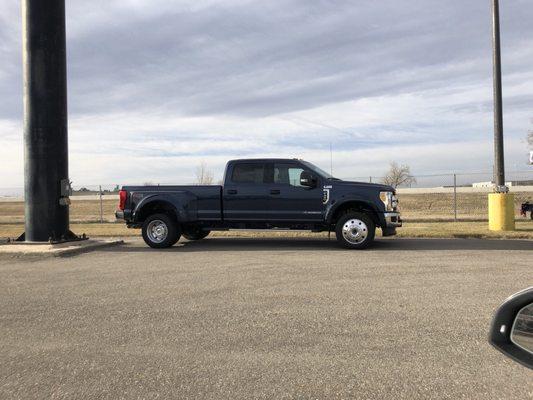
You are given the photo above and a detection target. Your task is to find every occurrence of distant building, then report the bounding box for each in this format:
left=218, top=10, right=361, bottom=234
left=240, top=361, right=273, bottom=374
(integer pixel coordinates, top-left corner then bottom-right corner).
left=509, top=180, right=533, bottom=186
left=472, top=181, right=495, bottom=188
left=472, top=180, right=533, bottom=188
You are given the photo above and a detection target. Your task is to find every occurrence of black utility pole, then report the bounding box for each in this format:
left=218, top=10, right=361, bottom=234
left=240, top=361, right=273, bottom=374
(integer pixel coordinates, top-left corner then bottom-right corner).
left=491, top=0, right=506, bottom=190
left=22, top=0, right=70, bottom=241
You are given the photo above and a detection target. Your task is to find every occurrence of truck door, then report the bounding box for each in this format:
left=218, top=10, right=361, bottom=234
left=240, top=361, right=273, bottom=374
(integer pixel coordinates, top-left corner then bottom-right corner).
left=267, top=162, right=324, bottom=221
left=223, top=162, right=271, bottom=221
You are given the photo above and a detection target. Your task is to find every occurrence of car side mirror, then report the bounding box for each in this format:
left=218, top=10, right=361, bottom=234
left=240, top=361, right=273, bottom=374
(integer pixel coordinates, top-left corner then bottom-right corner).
left=300, top=171, right=317, bottom=188
left=489, top=287, right=533, bottom=370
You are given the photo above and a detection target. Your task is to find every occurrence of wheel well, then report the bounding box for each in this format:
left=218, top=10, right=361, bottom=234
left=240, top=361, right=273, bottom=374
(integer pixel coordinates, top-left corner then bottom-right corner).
left=331, top=201, right=379, bottom=226
left=136, top=201, right=178, bottom=223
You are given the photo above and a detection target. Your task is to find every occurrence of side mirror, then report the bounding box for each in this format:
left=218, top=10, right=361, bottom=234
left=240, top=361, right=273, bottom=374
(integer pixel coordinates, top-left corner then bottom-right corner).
left=300, top=171, right=317, bottom=188
left=489, top=287, right=533, bottom=370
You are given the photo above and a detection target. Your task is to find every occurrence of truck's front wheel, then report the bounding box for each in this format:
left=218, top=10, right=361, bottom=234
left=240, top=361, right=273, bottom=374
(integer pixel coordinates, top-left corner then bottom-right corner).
left=142, top=213, right=180, bottom=248
left=335, top=211, right=375, bottom=249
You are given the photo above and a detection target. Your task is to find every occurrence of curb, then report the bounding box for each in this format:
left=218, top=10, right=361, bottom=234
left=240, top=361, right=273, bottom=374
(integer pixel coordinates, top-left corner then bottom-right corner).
left=0, top=239, right=124, bottom=258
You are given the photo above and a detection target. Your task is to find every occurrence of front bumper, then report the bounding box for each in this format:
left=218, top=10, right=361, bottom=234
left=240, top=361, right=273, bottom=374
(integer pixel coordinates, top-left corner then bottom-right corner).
left=379, top=212, right=402, bottom=237
left=115, top=210, right=124, bottom=220
left=384, top=212, right=402, bottom=227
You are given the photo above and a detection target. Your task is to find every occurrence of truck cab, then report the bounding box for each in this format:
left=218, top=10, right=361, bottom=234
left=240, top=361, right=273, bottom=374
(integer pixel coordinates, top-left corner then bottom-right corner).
left=221, top=159, right=401, bottom=236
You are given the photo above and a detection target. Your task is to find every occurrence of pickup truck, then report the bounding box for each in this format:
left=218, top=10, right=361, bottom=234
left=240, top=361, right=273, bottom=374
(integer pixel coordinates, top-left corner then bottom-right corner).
left=116, top=158, right=402, bottom=249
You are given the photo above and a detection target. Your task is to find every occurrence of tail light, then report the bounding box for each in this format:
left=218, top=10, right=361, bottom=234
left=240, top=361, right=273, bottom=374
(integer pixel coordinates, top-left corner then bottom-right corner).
left=118, top=189, right=127, bottom=210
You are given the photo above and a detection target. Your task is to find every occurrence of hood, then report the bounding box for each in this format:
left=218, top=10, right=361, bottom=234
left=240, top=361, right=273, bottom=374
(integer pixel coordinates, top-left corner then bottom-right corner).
left=328, top=179, right=395, bottom=193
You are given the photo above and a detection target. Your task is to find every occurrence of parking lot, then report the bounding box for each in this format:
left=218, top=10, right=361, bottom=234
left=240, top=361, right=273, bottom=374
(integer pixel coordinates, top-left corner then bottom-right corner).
left=1, top=237, right=532, bottom=399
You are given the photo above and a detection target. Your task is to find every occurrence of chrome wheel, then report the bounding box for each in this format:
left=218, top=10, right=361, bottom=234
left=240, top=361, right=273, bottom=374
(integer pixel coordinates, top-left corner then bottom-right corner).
left=146, top=219, right=168, bottom=243
left=342, top=218, right=368, bottom=244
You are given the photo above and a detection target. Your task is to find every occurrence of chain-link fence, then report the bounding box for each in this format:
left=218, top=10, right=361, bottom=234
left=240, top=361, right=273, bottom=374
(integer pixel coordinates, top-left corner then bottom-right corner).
left=1, top=170, right=532, bottom=223
left=347, top=170, right=533, bottom=221
left=0, top=185, right=121, bottom=224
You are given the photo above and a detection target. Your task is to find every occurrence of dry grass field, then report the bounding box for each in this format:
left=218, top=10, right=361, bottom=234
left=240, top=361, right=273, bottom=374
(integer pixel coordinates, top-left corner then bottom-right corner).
left=0, top=199, right=119, bottom=223
left=1, top=193, right=532, bottom=239
left=399, top=191, right=532, bottom=220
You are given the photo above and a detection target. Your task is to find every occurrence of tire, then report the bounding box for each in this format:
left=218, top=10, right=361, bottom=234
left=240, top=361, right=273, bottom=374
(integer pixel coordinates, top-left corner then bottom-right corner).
left=141, top=213, right=180, bottom=248
left=182, top=229, right=210, bottom=241
left=335, top=211, right=375, bottom=249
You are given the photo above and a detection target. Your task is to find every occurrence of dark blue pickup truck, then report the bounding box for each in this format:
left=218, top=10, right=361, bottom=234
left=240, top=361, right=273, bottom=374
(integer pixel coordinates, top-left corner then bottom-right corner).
left=116, top=158, right=401, bottom=249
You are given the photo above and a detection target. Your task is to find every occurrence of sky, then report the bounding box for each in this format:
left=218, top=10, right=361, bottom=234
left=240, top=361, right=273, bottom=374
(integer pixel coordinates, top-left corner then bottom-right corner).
left=1, top=0, right=532, bottom=190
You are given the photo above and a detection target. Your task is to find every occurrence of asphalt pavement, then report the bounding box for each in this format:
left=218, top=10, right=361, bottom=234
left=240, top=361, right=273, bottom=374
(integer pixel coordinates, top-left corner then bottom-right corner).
left=0, top=237, right=532, bottom=399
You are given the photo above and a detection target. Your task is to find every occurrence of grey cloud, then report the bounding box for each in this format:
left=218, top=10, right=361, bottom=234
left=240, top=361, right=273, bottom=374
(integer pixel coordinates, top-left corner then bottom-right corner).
left=0, top=0, right=533, bottom=117
left=1, top=1, right=532, bottom=120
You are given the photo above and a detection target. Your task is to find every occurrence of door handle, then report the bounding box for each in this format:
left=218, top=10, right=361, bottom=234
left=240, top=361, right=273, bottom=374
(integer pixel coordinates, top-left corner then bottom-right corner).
left=227, top=189, right=237, bottom=195
left=270, top=189, right=280, bottom=195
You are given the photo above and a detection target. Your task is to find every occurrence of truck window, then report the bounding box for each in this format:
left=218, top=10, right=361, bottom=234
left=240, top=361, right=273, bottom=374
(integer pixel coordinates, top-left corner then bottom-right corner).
left=231, top=163, right=265, bottom=184
left=274, top=164, right=306, bottom=187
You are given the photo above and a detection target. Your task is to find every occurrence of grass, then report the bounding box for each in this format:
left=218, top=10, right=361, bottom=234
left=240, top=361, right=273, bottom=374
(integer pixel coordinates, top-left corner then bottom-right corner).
left=399, top=191, right=532, bottom=220
left=393, top=221, right=533, bottom=239
left=1, top=221, right=532, bottom=241
left=0, top=199, right=119, bottom=224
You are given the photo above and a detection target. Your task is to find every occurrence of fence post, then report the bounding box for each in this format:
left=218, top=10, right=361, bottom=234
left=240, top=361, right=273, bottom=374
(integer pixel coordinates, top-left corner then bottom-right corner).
left=99, top=185, right=103, bottom=223
left=453, top=174, right=457, bottom=222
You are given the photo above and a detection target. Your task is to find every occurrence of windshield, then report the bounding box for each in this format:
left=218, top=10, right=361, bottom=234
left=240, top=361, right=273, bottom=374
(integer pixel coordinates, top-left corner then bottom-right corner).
left=300, top=160, right=338, bottom=180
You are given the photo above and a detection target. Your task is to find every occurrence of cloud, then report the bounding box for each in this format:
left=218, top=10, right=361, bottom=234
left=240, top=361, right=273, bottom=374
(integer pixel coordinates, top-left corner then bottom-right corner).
left=0, top=0, right=532, bottom=189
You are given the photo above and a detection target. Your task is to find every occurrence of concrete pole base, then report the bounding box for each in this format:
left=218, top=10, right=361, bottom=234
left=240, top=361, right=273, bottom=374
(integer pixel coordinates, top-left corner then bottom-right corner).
left=488, top=193, right=515, bottom=231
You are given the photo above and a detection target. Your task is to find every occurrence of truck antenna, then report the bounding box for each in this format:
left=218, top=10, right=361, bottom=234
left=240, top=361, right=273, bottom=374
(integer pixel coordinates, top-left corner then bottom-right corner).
left=330, top=142, right=333, bottom=176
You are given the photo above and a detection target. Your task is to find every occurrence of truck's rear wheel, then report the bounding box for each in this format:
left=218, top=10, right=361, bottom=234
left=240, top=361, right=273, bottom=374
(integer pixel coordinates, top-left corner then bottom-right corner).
left=142, top=213, right=180, bottom=248
left=182, top=228, right=210, bottom=241
left=335, top=211, right=375, bottom=249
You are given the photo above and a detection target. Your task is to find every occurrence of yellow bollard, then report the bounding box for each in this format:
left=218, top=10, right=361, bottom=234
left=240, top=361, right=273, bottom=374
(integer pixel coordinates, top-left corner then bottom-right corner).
left=488, top=193, right=515, bottom=231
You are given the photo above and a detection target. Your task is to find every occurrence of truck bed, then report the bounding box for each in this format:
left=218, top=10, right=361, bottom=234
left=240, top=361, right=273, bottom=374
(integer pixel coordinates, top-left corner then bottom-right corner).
left=122, top=185, right=222, bottom=221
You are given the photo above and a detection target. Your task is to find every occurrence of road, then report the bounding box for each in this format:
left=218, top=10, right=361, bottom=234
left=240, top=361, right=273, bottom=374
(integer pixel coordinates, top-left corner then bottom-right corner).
left=0, top=237, right=532, bottom=399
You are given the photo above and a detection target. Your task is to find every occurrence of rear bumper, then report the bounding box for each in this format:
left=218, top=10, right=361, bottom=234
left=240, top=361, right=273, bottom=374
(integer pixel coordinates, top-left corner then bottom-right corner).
left=116, top=209, right=137, bottom=227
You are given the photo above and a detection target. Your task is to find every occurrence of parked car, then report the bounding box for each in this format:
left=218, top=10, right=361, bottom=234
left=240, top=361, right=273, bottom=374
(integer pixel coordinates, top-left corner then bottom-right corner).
left=116, top=158, right=402, bottom=249
left=520, top=201, right=533, bottom=219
